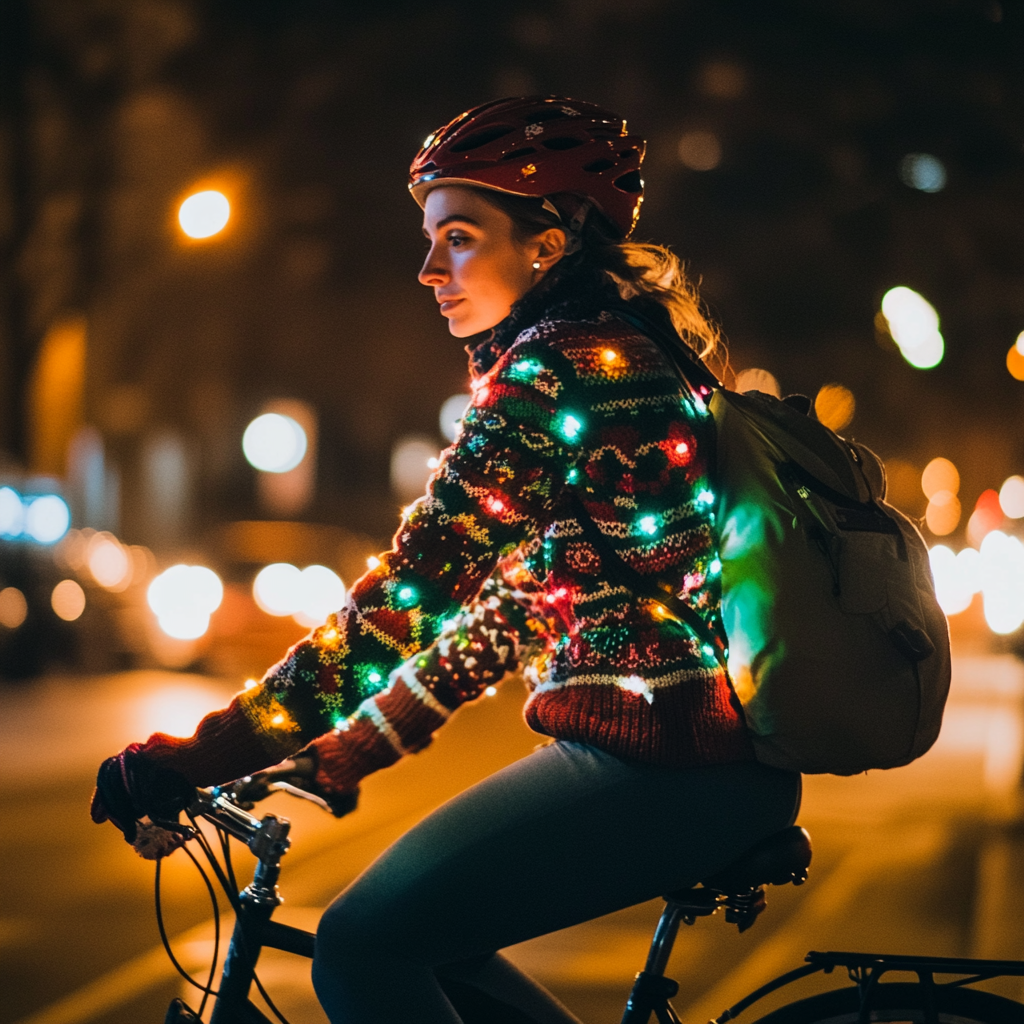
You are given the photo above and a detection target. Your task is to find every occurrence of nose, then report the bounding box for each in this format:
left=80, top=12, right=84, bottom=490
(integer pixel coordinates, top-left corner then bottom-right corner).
left=418, top=241, right=448, bottom=287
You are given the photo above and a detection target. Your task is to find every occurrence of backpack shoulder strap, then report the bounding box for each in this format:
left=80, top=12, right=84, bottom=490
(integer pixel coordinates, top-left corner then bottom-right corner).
left=608, top=306, right=722, bottom=395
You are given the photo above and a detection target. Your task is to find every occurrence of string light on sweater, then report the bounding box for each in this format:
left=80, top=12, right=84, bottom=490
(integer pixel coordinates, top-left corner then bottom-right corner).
left=135, top=300, right=750, bottom=791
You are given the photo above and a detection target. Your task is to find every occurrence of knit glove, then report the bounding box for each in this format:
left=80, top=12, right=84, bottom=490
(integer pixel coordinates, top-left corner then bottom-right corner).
left=91, top=744, right=196, bottom=856
left=228, top=748, right=359, bottom=818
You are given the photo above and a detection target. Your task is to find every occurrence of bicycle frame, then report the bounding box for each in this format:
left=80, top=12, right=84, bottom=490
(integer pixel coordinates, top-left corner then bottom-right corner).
left=171, top=793, right=1024, bottom=1024
left=174, top=788, right=316, bottom=1024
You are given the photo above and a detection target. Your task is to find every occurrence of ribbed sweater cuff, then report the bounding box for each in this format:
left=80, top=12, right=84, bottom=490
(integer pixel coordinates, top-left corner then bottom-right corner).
left=141, top=697, right=289, bottom=787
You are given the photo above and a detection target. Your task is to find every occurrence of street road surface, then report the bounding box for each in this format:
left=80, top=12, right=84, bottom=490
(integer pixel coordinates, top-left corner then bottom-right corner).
left=4, top=653, right=1024, bottom=1024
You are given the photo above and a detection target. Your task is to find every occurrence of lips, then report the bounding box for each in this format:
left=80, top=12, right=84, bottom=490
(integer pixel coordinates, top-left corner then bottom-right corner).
left=439, top=298, right=464, bottom=315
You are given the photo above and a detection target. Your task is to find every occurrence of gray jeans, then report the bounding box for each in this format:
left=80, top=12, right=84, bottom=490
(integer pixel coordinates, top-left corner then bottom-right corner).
left=312, top=741, right=801, bottom=1023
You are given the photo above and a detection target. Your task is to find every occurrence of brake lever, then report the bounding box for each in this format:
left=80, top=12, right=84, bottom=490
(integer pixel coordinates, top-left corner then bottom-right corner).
left=269, top=781, right=333, bottom=813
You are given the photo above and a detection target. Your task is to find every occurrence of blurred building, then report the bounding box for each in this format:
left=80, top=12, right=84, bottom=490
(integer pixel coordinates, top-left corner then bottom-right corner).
left=0, top=0, right=1021, bottom=673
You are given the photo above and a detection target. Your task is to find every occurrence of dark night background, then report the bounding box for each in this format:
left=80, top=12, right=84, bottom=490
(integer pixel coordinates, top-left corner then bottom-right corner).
left=1, top=0, right=1021, bottom=553
left=2, top=6, right=1024, bottom=1023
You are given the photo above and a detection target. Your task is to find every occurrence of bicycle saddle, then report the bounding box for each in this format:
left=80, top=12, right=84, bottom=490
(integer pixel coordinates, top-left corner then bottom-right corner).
left=703, top=825, right=812, bottom=893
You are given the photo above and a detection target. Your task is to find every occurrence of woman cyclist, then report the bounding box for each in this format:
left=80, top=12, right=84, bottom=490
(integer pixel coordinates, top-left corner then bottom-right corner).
left=92, top=96, right=801, bottom=1024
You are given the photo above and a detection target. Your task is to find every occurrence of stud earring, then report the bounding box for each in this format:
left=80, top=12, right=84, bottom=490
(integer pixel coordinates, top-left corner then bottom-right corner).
left=532, top=261, right=542, bottom=270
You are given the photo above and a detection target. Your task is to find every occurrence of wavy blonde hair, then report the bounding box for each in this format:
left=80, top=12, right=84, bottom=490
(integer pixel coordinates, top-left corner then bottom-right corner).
left=599, top=241, right=721, bottom=361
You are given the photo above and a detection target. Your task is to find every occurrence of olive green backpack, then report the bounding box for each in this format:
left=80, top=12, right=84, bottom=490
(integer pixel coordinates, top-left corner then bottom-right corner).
left=604, top=308, right=951, bottom=775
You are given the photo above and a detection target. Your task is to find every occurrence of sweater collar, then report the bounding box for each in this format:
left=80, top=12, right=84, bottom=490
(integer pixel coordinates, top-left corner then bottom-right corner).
left=465, top=264, right=622, bottom=378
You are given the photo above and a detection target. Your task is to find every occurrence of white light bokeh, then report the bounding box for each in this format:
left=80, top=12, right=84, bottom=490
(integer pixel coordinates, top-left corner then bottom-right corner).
left=881, top=286, right=945, bottom=369
left=439, top=394, right=472, bottom=443
left=253, top=562, right=303, bottom=616
left=147, top=564, right=223, bottom=640
left=253, top=563, right=345, bottom=625
left=979, top=531, right=1024, bottom=635
left=929, top=545, right=974, bottom=616
left=0, top=487, right=24, bottom=537
left=24, top=494, right=71, bottom=544
left=999, top=475, right=1024, bottom=519
left=178, top=190, right=230, bottom=239
left=243, top=413, right=308, bottom=473
left=293, top=565, right=346, bottom=627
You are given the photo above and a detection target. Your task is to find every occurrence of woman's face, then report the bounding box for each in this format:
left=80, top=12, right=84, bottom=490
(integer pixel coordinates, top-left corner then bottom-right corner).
left=419, top=186, right=565, bottom=337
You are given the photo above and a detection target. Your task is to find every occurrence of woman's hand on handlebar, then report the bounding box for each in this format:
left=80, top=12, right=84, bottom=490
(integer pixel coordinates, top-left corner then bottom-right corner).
left=227, top=750, right=359, bottom=818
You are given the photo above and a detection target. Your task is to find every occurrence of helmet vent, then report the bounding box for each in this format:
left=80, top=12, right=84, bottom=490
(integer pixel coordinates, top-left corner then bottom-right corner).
left=541, top=137, right=584, bottom=151
left=500, top=147, right=537, bottom=161
left=450, top=125, right=516, bottom=153
left=527, top=109, right=567, bottom=124
left=613, top=170, right=642, bottom=193
left=584, top=158, right=615, bottom=173
left=418, top=161, right=437, bottom=173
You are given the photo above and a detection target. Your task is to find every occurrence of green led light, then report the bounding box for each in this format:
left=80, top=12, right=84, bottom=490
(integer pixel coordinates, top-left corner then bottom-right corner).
left=561, top=414, right=582, bottom=441
left=709, top=558, right=722, bottom=574
left=368, top=671, right=382, bottom=684
left=697, top=489, right=715, bottom=506
left=638, top=515, right=657, bottom=536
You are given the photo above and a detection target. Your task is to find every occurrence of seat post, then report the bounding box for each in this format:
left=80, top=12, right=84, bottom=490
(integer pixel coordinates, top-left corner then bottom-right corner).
left=621, top=904, right=684, bottom=1024
left=644, top=902, right=683, bottom=977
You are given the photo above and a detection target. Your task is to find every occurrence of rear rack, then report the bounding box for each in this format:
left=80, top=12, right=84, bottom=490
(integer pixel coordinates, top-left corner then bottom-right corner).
left=712, top=951, right=1024, bottom=1024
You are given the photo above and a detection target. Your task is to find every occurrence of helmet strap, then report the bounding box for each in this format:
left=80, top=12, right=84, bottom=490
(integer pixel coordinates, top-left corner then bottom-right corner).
left=542, top=197, right=591, bottom=256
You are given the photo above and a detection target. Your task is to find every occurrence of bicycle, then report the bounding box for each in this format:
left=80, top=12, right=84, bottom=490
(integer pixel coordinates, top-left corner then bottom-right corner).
left=160, top=784, right=1024, bottom=1024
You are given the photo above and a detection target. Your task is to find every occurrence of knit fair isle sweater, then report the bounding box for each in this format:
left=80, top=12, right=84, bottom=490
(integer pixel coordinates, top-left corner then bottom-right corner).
left=143, top=280, right=752, bottom=790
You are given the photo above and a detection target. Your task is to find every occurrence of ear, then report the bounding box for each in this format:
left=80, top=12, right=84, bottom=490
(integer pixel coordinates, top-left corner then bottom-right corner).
left=531, top=228, right=567, bottom=273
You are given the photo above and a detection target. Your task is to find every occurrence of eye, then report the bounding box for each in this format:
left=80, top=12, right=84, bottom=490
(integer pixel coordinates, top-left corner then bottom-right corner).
left=446, top=231, right=471, bottom=248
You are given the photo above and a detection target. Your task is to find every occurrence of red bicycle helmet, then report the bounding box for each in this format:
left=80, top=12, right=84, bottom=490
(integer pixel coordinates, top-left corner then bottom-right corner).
left=409, top=96, right=645, bottom=239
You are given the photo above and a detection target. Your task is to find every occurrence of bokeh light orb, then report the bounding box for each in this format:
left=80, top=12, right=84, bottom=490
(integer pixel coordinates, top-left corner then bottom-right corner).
left=243, top=413, right=308, bottom=473
left=391, top=435, right=440, bottom=502
left=148, top=564, right=223, bottom=640
left=87, top=532, right=131, bottom=589
left=921, top=457, right=960, bottom=500
left=1007, top=341, right=1024, bottom=382
left=0, top=587, right=28, bottom=629
left=253, top=562, right=303, bottom=616
left=979, top=531, right=1024, bottom=635
left=734, top=368, right=781, bottom=398
left=439, top=394, right=471, bottom=443
left=880, top=287, right=944, bottom=369
left=51, top=579, right=86, bottom=622
left=0, top=486, right=23, bottom=537
left=294, top=565, right=346, bottom=627
left=999, top=476, right=1024, bottom=519
left=24, top=494, right=71, bottom=544
left=899, top=153, right=947, bottom=193
left=814, top=384, right=856, bottom=432
left=925, top=490, right=961, bottom=536
left=178, top=190, right=230, bottom=239
left=678, top=131, right=722, bottom=171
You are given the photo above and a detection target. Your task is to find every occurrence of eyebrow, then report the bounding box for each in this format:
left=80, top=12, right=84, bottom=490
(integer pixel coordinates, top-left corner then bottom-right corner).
left=432, top=214, right=481, bottom=230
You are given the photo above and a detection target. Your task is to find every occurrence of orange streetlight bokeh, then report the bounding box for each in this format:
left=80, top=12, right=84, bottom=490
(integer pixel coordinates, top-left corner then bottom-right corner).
left=178, top=189, right=231, bottom=239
